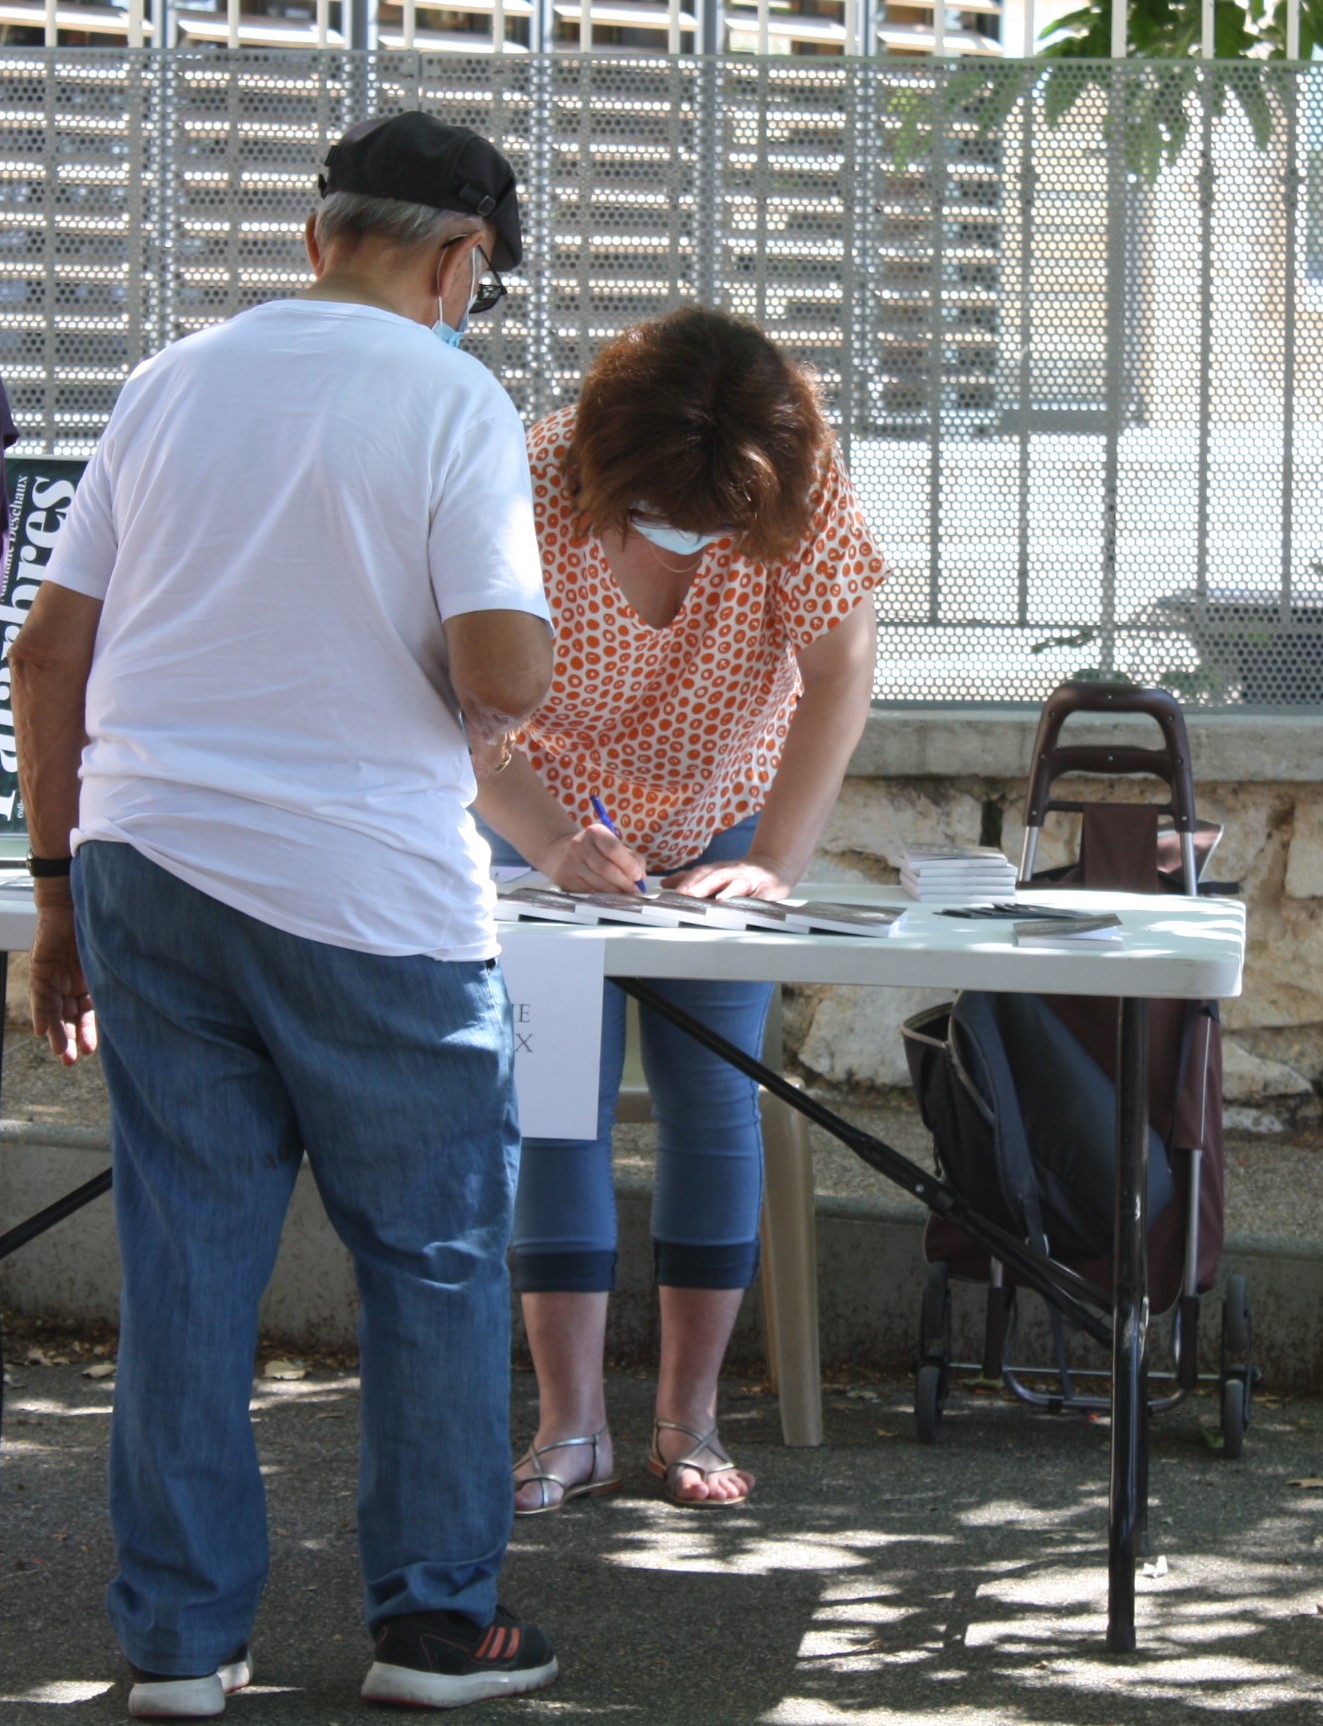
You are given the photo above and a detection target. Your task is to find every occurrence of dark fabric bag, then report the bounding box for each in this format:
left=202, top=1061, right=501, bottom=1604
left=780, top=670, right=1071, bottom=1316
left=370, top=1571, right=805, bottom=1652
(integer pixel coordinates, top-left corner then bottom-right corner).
left=907, top=801, right=1224, bottom=1302
left=946, top=990, right=1174, bottom=1261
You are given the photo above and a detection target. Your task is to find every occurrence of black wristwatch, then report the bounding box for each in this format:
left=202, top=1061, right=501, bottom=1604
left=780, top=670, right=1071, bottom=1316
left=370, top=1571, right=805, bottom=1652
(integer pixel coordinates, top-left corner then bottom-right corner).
left=26, top=851, right=73, bottom=878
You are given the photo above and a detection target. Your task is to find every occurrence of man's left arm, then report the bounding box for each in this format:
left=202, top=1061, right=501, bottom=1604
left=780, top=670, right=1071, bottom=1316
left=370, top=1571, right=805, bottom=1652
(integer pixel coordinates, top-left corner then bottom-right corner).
left=9, top=581, right=103, bottom=1063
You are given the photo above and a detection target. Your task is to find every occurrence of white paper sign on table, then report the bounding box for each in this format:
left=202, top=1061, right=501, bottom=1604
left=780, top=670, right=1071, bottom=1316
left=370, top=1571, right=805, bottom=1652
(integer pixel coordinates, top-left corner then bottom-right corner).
left=496, top=928, right=605, bottom=1140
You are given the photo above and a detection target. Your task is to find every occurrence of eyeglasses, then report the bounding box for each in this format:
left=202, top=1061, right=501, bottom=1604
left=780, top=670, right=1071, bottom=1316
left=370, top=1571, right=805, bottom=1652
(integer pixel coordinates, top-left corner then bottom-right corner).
left=469, top=246, right=507, bottom=317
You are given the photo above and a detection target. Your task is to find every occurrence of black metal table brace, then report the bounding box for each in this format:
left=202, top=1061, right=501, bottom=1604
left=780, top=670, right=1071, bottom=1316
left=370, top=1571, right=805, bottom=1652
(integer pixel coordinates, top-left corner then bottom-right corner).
left=615, top=976, right=1152, bottom=1655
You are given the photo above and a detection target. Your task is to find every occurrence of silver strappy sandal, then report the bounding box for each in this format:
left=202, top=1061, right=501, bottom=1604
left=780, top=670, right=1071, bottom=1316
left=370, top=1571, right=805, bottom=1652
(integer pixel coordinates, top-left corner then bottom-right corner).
left=647, top=1418, right=751, bottom=1508
left=513, top=1425, right=623, bottom=1516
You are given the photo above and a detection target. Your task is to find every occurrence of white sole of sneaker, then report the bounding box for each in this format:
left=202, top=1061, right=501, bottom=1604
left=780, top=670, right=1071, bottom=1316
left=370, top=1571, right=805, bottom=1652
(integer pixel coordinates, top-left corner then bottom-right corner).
left=359, top=1654, right=559, bottom=1709
left=128, top=1653, right=253, bottom=1719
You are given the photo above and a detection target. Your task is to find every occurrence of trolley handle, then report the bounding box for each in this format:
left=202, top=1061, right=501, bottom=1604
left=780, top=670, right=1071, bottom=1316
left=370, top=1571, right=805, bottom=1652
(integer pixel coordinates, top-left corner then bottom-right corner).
left=1020, top=682, right=1200, bottom=893
left=1023, top=682, right=1198, bottom=834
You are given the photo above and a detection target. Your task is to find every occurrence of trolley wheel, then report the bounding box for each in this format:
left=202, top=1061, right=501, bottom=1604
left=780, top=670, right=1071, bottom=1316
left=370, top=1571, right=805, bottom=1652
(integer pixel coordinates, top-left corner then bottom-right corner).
left=1222, top=1273, right=1251, bottom=1366
left=915, top=1362, right=945, bottom=1444
left=1221, top=1375, right=1249, bottom=1460
left=914, top=1262, right=951, bottom=1444
left=1219, top=1273, right=1254, bottom=1459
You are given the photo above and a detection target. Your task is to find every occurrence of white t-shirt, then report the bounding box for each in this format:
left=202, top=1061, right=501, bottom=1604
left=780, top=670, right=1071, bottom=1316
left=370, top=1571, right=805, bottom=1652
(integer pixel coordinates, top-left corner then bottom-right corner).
left=43, top=299, right=551, bottom=961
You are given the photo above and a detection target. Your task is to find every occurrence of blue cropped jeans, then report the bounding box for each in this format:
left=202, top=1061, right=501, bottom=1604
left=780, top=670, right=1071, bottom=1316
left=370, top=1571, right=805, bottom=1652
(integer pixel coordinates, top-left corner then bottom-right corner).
left=481, top=816, right=774, bottom=1293
left=73, top=841, right=521, bottom=1677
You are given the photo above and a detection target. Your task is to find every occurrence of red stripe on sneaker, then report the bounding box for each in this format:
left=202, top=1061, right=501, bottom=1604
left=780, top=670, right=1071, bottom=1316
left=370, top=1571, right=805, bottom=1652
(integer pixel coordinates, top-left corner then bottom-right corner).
left=474, top=1625, right=522, bottom=1663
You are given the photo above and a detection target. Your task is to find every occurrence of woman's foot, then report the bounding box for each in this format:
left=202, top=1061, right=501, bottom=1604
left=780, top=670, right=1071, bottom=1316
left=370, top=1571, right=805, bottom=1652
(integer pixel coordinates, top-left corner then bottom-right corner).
left=513, top=1425, right=622, bottom=1516
left=648, top=1418, right=755, bottom=1507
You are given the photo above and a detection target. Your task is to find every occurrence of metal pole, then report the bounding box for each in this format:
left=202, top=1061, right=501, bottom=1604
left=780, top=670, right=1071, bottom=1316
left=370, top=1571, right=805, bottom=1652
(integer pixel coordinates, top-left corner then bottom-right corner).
left=1100, top=58, right=1127, bottom=677
left=1193, top=73, right=1215, bottom=607
left=1107, top=995, right=1150, bottom=1654
left=1281, top=63, right=1299, bottom=621
left=926, top=62, right=946, bottom=624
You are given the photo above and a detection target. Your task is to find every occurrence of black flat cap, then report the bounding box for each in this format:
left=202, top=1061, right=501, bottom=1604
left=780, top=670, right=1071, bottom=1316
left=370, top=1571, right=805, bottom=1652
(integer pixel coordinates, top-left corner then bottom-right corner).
left=319, top=112, right=522, bottom=270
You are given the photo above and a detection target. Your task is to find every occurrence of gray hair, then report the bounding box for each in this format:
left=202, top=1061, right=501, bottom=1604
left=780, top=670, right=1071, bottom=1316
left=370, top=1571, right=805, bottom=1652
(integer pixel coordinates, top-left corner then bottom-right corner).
left=313, top=190, right=485, bottom=253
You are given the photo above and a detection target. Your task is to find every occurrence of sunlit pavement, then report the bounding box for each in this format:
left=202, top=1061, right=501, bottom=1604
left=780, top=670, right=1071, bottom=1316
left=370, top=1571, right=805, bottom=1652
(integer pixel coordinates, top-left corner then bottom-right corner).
left=3, top=1358, right=1323, bottom=1724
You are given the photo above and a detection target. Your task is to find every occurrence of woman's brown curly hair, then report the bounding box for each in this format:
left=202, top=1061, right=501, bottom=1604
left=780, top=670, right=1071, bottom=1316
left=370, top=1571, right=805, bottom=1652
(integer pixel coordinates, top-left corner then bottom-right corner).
left=565, top=305, right=829, bottom=565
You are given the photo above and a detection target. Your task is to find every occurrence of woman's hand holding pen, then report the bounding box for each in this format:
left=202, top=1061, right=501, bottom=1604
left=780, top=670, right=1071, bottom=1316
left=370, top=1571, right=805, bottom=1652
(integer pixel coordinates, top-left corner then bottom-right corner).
left=473, top=758, right=646, bottom=893
left=538, top=825, right=648, bottom=896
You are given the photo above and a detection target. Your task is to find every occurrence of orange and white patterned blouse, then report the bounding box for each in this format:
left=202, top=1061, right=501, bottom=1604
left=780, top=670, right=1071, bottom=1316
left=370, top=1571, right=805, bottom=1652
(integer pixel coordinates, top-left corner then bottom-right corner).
left=514, top=405, right=887, bottom=872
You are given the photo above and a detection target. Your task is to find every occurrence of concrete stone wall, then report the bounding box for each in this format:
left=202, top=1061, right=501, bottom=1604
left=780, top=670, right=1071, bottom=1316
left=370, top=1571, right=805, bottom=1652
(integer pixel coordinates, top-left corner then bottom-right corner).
left=787, top=708, right=1323, bottom=1134
left=5, top=709, right=1318, bottom=1133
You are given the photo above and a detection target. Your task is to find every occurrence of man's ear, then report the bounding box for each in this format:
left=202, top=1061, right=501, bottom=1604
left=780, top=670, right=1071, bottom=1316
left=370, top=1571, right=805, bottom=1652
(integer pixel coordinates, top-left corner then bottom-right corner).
left=304, top=214, right=324, bottom=277
left=433, top=231, right=482, bottom=300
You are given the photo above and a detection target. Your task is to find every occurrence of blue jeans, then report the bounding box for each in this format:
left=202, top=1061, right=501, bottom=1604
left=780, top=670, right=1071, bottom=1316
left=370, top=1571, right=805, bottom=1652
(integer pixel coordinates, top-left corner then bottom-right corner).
left=73, top=841, right=520, bottom=1675
left=481, top=816, right=773, bottom=1292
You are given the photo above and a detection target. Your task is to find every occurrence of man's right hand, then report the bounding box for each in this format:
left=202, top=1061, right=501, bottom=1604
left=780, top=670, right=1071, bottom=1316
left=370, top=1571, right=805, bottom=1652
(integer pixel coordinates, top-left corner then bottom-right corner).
left=28, top=903, right=98, bottom=1065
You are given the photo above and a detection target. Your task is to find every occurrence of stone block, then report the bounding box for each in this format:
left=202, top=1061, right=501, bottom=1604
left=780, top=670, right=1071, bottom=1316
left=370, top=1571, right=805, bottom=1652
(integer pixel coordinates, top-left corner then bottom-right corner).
left=1229, top=906, right=1323, bottom=1030
left=1232, top=1024, right=1323, bottom=1086
left=795, top=983, right=953, bottom=1090
left=1286, top=793, right=1323, bottom=899
left=819, top=782, right=987, bottom=871
left=1221, top=1037, right=1314, bottom=1103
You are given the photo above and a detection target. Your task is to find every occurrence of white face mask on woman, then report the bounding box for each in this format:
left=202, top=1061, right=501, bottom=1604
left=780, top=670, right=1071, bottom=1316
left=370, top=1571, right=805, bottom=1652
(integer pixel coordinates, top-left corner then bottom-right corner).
left=629, top=512, right=726, bottom=557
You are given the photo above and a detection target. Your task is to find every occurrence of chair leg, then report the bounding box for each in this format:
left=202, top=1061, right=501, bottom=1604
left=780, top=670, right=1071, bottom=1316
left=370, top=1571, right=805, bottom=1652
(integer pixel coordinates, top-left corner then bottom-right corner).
left=759, top=1084, right=822, bottom=1447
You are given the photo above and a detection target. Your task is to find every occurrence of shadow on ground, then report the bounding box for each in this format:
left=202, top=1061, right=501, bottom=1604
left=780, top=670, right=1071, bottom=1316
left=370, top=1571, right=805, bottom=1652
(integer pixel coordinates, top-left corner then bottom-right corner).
left=3, top=1334, right=1323, bottom=1725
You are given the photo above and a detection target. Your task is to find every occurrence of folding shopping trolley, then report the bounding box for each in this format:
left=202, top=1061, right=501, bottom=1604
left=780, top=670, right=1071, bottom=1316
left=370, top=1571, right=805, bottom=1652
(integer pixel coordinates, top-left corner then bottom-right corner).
left=901, top=681, right=1253, bottom=1456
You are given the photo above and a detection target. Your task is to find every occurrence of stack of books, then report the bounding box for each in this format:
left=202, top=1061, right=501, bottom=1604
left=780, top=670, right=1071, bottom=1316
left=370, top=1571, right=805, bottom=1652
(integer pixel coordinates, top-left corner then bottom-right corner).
left=495, top=886, right=905, bottom=939
left=899, top=844, right=1018, bottom=902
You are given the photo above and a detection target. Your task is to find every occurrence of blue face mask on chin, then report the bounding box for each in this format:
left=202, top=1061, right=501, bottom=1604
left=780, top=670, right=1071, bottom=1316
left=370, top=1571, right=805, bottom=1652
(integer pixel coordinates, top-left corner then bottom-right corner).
left=434, top=254, right=477, bottom=348
left=630, top=514, right=726, bottom=557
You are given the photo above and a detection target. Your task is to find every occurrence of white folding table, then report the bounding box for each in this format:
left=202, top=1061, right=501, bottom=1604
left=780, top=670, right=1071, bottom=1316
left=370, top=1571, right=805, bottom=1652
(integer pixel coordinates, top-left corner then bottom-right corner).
left=497, top=883, right=1245, bottom=1653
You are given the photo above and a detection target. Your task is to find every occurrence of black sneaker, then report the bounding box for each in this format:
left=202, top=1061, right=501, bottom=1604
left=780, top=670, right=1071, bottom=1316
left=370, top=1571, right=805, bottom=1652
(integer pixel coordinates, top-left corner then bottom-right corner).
left=361, top=1606, right=557, bottom=1709
left=127, top=1647, right=252, bottom=1719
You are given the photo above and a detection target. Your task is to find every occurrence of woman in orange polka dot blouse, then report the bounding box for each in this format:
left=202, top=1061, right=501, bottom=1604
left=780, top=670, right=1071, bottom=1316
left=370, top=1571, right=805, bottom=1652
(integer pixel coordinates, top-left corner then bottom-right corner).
left=475, top=306, right=886, bottom=1512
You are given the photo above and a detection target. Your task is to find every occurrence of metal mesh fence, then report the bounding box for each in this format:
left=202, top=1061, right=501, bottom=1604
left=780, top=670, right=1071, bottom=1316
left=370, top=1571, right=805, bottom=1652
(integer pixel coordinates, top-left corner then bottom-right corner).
left=1, top=49, right=1320, bottom=708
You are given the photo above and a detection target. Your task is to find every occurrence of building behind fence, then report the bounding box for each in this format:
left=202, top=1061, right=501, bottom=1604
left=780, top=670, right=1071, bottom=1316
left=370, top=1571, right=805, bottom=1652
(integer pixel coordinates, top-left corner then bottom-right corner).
left=0, top=44, right=1320, bottom=706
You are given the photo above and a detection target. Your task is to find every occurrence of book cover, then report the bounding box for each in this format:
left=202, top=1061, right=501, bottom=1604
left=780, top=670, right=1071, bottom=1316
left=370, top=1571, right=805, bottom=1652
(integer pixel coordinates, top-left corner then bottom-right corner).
left=572, top=891, right=684, bottom=927
left=709, top=896, right=795, bottom=931
left=495, top=886, right=588, bottom=924
left=780, top=901, right=907, bottom=938
left=901, top=845, right=1012, bottom=866
left=1012, top=913, right=1123, bottom=946
left=646, top=888, right=752, bottom=929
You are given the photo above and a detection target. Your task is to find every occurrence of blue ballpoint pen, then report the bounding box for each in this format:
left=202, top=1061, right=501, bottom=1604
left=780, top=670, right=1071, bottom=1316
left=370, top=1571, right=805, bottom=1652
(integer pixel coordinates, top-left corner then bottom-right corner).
left=590, top=794, right=647, bottom=893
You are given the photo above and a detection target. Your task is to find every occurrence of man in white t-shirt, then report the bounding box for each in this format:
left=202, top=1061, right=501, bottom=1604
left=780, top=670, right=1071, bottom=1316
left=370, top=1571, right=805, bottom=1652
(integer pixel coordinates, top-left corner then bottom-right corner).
left=10, top=112, right=557, bottom=1717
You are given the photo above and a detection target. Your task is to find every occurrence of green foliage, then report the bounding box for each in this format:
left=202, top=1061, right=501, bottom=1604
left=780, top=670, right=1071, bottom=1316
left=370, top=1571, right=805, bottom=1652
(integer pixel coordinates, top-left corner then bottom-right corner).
left=882, top=62, right=1032, bottom=170
left=877, top=0, right=1316, bottom=182
left=1040, top=0, right=1320, bottom=178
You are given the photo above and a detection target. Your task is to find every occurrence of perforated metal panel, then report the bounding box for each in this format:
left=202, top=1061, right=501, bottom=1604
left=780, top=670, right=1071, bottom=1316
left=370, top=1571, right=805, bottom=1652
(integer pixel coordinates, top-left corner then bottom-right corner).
left=1, top=50, right=1320, bottom=708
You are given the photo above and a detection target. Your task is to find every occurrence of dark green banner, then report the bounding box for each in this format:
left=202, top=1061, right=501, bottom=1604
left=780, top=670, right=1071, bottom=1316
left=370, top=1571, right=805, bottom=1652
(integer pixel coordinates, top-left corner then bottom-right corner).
left=0, top=457, right=87, bottom=846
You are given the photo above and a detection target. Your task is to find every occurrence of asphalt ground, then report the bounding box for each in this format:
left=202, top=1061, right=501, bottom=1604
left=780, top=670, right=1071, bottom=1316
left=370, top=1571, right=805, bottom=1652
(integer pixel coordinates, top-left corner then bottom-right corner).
left=4, top=1326, right=1323, bottom=1726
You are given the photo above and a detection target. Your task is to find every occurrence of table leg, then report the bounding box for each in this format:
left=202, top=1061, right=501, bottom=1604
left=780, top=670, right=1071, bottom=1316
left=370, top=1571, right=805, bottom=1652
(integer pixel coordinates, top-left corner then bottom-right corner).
left=758, top=1086, right=822, bottom=1446
left=1108, top=996, right=1151, bottom=1654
